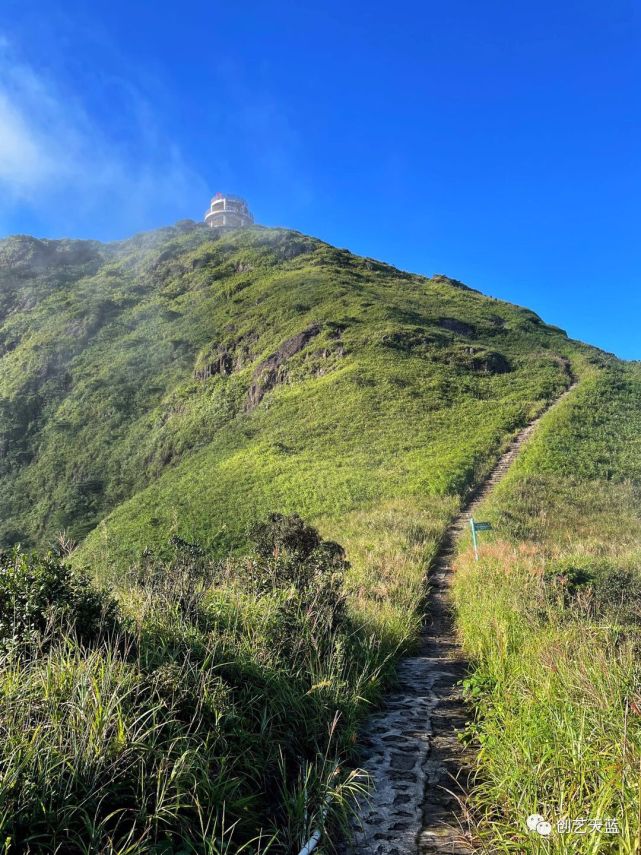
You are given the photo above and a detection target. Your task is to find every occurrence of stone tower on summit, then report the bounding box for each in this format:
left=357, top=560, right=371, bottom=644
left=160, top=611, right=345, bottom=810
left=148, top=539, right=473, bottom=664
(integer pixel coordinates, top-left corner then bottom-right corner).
left=204, top=193, right=254, bottom=228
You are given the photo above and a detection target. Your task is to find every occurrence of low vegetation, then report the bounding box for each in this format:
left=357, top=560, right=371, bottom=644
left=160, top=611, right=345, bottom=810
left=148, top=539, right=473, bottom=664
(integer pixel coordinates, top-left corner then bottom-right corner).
left=0, top=224, right=579, bottom=563
left=1, top=516, right=372, bottom=852
left=453, top=363, right=641, bottom=853
left=0, top=223, right=617, bottom=850
left=1, top=501, right=462, bottom=853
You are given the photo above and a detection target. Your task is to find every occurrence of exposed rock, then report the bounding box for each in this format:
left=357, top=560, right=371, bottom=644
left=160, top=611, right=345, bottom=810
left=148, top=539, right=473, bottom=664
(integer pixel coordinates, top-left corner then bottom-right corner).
left=247, top=367, right=280, bottom=410
left=194, top=330, right=259, bottom=382
left=231, top=335, right=258, bottom=371
left=247, top=324, right=321, bottom=409
left=309, top=343, right=346, bottom=377
left=274, top=325, right=321, bottom=361
left=194, top=349, right=233, bottom=381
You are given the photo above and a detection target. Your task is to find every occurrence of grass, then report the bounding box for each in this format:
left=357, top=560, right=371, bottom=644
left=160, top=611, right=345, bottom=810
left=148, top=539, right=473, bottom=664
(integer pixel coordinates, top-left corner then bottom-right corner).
left=0, top=224, right=582, bottom=560
left=0, top=222, right=615, bottom=850
left=0, top=530, right=375, bottom=853
left=452, top=362, right=641, bottom=853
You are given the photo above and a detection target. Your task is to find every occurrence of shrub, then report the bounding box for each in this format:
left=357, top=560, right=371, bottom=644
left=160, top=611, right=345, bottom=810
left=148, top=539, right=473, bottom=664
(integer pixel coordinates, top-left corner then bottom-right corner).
left=592, top=564, right=641, bottom=624
left=0, top=547, right=119, bottom=648
left=543, top=558, right=641, bottom=624
left=127, top=536, right=218, bottom=619
left=244, top=515, right=348, bottom=633
left=248, top=512, right=322, bottom=560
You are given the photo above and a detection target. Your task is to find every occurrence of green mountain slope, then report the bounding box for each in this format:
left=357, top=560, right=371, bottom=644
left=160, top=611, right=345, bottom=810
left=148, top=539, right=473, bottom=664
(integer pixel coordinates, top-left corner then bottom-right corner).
left=0, top=222, right=591, bottom=570
left=0, top=221, right=625, bottom=852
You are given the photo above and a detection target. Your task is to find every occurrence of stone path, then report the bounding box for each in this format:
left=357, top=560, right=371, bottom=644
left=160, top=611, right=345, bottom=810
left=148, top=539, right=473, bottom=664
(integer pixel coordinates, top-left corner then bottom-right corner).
left=344, top=382, right=577, bottom=855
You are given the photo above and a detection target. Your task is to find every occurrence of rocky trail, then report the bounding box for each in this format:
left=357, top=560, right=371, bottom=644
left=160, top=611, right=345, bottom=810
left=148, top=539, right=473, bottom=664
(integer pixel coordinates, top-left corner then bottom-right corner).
left=344, top=382, right=577, bottom=855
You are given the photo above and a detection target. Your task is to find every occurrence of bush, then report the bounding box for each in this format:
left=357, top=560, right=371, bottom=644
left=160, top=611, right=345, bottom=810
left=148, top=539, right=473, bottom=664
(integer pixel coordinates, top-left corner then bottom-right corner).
left=243, top=515, right=349, bottom=636
left=127, top=536, right=218, bottom=619
left=0, top=547, right=119, bottom=648
left=543, top=557, right=641, bottom=624
left=248, top=512, right=323, bottom=560
left=592, top=564, right=641, bottom=623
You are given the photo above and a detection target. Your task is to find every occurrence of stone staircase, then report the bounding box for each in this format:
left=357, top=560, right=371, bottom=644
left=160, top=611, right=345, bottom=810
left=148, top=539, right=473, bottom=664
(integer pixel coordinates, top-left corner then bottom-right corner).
left=344, top=382, right=578, bottom=855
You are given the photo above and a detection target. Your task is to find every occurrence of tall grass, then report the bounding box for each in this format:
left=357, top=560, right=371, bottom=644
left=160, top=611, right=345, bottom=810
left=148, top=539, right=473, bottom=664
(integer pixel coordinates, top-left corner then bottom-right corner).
left=0, top=641, right=258, bottom=852
left=452, top=364, right=641, bottom=853
left=0, top=514, right=411, bottom=853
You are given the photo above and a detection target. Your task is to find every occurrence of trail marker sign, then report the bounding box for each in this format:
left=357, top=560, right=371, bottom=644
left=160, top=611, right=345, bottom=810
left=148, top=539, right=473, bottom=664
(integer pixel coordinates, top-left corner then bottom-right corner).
left=469, top=518, right=492, bottom=560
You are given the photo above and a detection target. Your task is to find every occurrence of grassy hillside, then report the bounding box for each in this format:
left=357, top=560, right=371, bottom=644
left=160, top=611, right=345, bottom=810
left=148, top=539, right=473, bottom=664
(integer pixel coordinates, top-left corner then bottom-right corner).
left=0, top=222, right=605, bottom=852
left=1, top=223, right=579, bottom=558
left=453, top=363, right=641, bottom=852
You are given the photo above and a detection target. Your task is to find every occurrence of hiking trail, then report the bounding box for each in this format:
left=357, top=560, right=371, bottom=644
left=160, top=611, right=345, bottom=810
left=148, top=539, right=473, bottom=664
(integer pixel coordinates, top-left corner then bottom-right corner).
left=345, top=381, right=577, bottom=855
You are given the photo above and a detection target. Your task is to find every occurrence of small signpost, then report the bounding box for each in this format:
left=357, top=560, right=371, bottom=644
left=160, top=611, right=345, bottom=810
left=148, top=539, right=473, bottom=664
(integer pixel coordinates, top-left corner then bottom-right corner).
left=469, top=517, right=492, bottom=561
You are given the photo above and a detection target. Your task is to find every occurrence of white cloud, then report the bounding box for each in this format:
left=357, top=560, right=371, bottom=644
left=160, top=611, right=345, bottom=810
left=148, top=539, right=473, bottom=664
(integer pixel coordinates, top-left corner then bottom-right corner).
left=0, top=90, right=57, bottom=192
left=0, top=41, right=208, bottom=235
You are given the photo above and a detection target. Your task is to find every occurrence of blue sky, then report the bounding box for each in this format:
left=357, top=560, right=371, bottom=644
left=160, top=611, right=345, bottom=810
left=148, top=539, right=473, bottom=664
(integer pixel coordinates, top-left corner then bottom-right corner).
left=1, top=1, right=639, bottom=358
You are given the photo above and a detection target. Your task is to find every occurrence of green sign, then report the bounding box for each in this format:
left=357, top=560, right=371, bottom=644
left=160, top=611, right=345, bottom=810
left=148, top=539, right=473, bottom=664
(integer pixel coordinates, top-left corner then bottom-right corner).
left=469, top=517, right=493, bottom=560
